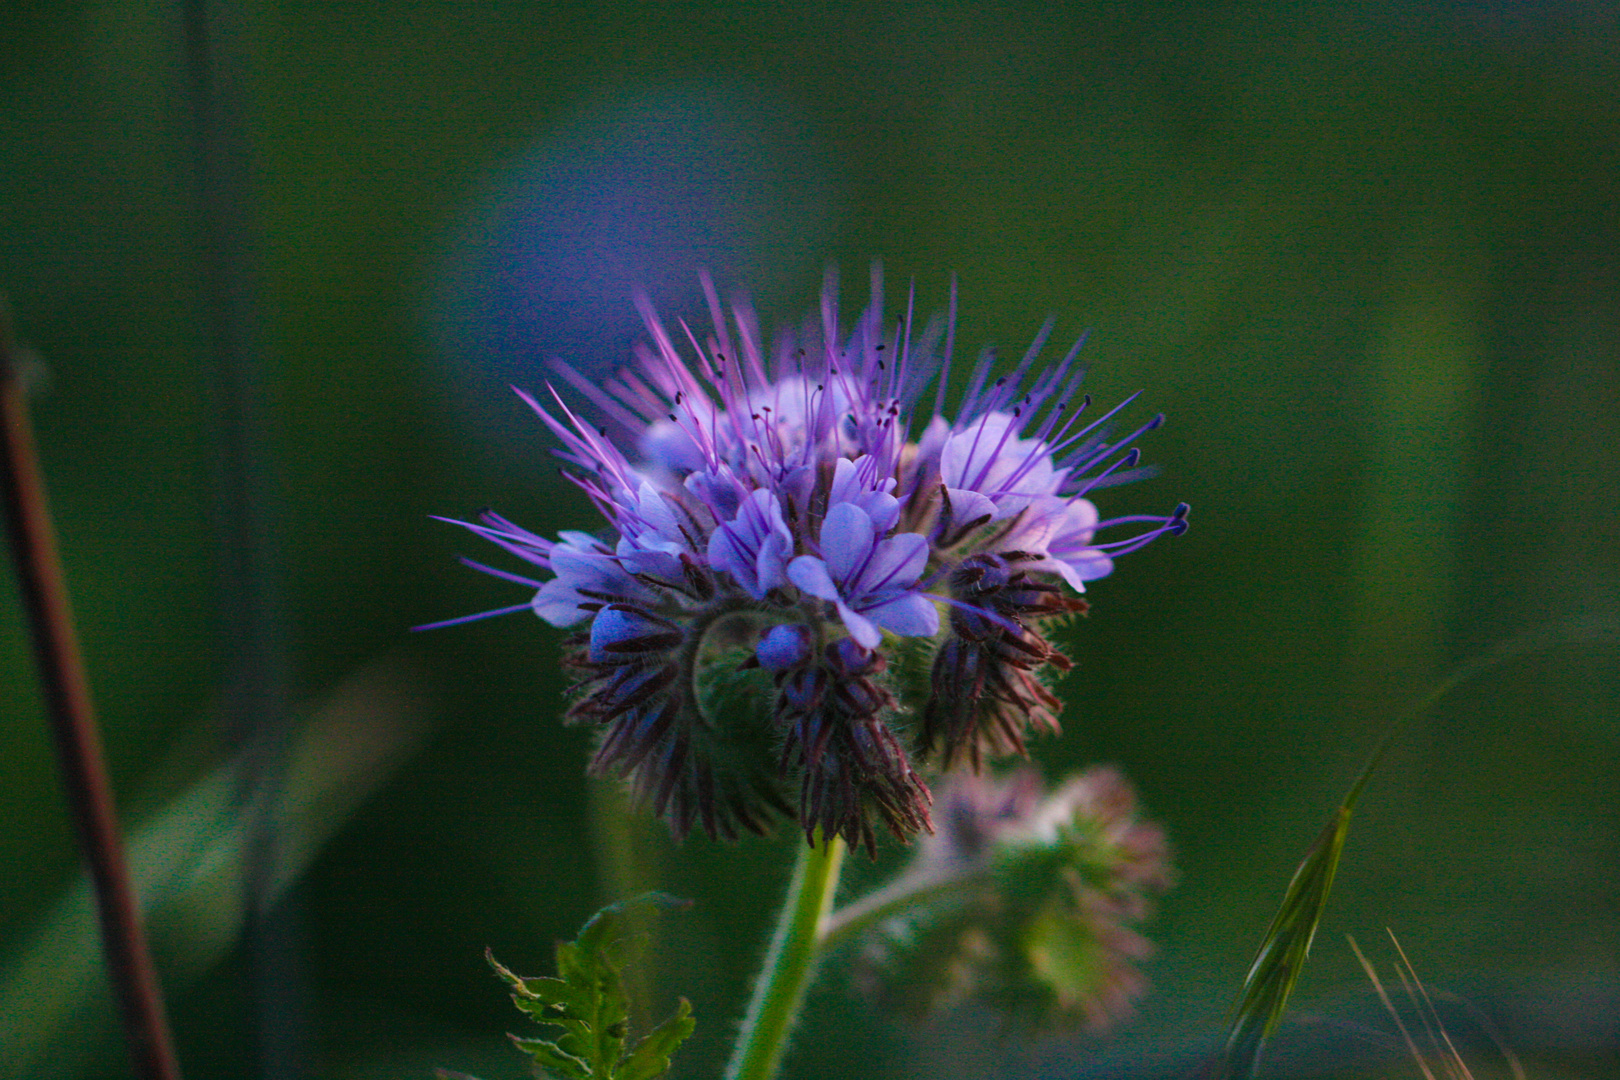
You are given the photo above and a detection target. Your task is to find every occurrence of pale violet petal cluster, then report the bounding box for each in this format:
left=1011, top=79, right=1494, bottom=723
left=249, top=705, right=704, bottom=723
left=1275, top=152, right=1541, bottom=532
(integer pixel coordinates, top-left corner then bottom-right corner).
left=939, top=411, right=1061, bottom=520
left=430, top=270, right=1188, bottom=850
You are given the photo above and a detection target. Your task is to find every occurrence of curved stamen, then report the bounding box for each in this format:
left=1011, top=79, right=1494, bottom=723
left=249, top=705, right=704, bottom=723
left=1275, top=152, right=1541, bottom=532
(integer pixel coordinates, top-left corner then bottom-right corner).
left=411, top=602, right=536, bottom=632
left=1041, top=389, right=1143, bottom=465
left=457, top=556, right=544, bottom=589
left=1067, top=413, right=1164, bottom=491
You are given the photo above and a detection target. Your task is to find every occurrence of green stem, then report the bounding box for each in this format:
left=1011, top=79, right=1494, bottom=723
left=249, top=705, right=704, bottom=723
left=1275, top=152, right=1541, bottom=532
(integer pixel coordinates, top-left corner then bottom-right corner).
left=818, top=866, right=990, bottom=953
left=723, top=835, right=846, bottom=1080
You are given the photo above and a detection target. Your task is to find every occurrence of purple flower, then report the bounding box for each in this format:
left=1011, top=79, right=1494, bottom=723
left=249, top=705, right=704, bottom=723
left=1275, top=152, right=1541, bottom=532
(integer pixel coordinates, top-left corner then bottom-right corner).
left=708, top=488, right=793, bottom=599
left=997, top=495, right=1113, bottom=590
left=939, top=411, right=1063, bottom=520
left=613, top=480, right=700, bottom=581
left=826, top=455, right=901, bottom=530
left=535, top=530, right=658, bottom=627
left=787, top=502, right=938, bottom=649
left=429, top=268, right=1187, bottom=847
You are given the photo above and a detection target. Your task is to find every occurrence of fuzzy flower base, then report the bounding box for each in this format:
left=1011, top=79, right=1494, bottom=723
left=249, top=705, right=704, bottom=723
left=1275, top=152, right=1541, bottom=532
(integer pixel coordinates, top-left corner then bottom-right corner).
left=431, top=268, right=1187, bottom=853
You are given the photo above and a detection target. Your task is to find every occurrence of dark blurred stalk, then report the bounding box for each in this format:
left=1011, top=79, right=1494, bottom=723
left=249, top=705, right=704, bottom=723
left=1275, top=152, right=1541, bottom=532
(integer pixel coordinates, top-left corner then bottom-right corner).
left=1345, top=217, right=1482, bottom=712
left=180, top=1, right=304, bottom=1076
left=586, top=778, right=665, bottom=1022
left=0, top=303, right=184, bottom=1080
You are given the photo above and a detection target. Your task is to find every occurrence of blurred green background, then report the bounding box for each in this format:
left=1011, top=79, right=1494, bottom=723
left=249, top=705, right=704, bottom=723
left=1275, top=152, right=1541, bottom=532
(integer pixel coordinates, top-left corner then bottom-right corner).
left=2, top=2, right=1616, bottom=1077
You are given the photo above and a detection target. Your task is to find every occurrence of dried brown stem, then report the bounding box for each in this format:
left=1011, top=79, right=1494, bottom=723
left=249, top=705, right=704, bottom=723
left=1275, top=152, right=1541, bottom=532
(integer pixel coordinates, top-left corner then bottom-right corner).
left=0, top=302, right=184, bottom=1080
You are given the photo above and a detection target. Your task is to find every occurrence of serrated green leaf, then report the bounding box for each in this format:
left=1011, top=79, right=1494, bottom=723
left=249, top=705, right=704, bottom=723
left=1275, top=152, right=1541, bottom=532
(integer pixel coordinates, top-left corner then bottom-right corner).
left=486, top=949, right=529, bottom=993
left=516, top=975, right=595, bottom=1015
left=616, top=998, right=695, bottom=1080
left=487, top=894, right=695, bottom=1080
left=575, top=905, right=627, bottom=957
left=553, top=940, right=608, bottom=997
left=513, top=1034, right=590, bottom=1073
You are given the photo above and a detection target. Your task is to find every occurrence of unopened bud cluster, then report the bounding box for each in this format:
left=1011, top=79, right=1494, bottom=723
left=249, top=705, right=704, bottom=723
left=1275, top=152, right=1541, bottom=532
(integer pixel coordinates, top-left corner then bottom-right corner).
left=438, top=270, right=1186, bottom=853
left=856, top=766, right=1175, bottom=1030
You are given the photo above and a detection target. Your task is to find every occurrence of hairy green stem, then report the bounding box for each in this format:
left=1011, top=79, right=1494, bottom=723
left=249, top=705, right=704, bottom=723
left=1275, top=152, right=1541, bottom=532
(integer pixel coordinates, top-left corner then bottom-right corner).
left=818, top=865, right=990, bottom=953
left=723, top=835, right=846, bottom=1080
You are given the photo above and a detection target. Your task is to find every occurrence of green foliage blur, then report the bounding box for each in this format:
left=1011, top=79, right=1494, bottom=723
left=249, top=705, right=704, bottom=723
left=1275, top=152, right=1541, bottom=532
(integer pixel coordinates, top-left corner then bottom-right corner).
left=2, top=2, right=1616, bottom=1077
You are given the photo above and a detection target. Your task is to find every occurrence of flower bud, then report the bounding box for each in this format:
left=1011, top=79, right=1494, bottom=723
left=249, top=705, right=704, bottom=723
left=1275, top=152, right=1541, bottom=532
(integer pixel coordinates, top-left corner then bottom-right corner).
left=856, top=766, right=1173, bottom=1030
left=588, top=604, right=683, bottom=662
left=755, top=624, right=812, bottom=672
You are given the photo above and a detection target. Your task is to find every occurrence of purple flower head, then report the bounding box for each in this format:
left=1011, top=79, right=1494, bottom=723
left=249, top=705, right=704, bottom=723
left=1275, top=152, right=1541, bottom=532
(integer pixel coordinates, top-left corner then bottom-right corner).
left=428, top=267, right=1187, bottom=848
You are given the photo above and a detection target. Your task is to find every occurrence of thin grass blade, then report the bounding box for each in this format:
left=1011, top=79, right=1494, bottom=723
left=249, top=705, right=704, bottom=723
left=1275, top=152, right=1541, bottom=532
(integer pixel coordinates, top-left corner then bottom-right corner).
left=1206, top=620, right=1613, bottom=1079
